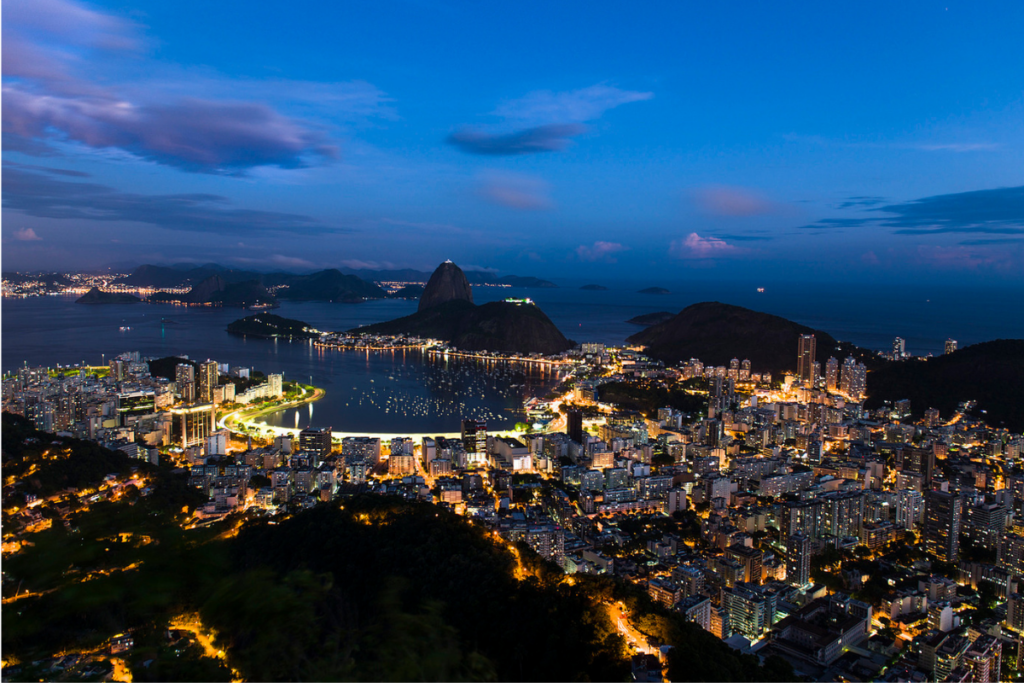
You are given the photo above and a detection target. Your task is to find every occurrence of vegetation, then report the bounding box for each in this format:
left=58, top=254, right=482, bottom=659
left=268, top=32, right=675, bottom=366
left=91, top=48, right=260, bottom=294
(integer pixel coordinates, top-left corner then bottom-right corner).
left=597, top=381, right=705, bottom=418
left=227, top=313, right=319, bottom=340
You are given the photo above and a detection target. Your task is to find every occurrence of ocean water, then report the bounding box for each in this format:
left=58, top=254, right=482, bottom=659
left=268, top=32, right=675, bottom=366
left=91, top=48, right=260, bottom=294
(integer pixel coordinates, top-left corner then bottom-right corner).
left=3, top=279, right=1021, bottom=431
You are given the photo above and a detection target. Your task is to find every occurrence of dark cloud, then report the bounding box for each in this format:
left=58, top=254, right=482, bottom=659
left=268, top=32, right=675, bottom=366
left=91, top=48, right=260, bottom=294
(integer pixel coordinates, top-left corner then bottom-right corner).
left=2, top=168, right=339, bottom=235
left=797, top=218, right=872, bottom=230
left=958, top=237, right=1024, bottom=246
left=804, top=186, right=1024, bottom=235
left=447, top=124, right=586, bottom=156
left=837, top=196, right=885, bottom=209
left=878, top=186, right=1024, bottom=235
left=714, top=233, right=774, bottom=242
left=3, top=160, right=89, bottom=177
left=3, top=89, right=339, bottom=173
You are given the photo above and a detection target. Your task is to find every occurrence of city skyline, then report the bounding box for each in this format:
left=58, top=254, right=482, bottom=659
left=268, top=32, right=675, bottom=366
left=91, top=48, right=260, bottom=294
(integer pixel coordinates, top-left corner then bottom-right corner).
left=3, top=0, right=1024, bottom=284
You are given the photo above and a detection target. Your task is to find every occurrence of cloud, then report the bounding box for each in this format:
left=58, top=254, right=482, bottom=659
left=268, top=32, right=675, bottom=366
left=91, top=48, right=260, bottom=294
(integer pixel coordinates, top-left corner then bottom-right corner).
left=3, top=167, right=337, bottom=235
left=958, top=237, right=1024, bottom=246
left=12, top=227, right=43, bottom=241
left=714, top=233, right=773, bottom=242
left=447, top=124, right=586, bottom=156
left=575, top=241, right=627, bottom=263
left=1, top=0, right=391, bottom=173
left=837, top=196, right=886, bottom=209
left=448, top=84, right=651, bottom=156
left=670, top=233, right=741, bottom=259
left=477, top=172, right=552, bottom=210
left=879, top=186, right=1024, bottom=235
left=808, top=186, right=1024, bottom=236
left=3, top=161, right=89, bottom=177
left=916, top=245, right=1019, bottom=271
left=692, top=185, right=780, bottom=217
left=493, top=84, right=653, bottom=124
left=912, top=143, right=1000, bottom=152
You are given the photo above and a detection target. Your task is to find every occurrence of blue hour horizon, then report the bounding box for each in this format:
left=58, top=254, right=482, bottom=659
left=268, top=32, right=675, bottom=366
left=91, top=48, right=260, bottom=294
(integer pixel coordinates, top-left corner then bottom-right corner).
left=3, top=0, right=1023, bottom=285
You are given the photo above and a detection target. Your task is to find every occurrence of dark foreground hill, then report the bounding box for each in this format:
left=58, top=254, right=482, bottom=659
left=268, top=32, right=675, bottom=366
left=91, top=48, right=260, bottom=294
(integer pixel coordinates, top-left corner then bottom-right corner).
left=356, top=299, right=574, bottom=355
left=865, top=339, right=1024, bottom=431
left=627, top=301, right=873, bottom=375
left=75, top=287, right=140, bottom=304
left=227, top=313, right=319, bottom=340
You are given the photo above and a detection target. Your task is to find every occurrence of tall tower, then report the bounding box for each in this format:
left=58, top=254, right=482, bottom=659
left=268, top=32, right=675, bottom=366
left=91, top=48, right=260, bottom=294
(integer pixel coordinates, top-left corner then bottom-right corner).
left=461, top=419, right=487, bottom=461
left=198, top=360, right=218, bottom=403
left=786, top=533, right=811, bottom=586
left=176, top=363, right=195, bottom=403
left=945, top=339, right=958, bottom=355
left=566, top=408, right=583, bottom=444
left=925, top=489, right=962, bottom=562
left=825, top=357, right=839, bottom=392
left=893, top=337, right=906, bottom=360
left=797, top=334, right=816, bottom=383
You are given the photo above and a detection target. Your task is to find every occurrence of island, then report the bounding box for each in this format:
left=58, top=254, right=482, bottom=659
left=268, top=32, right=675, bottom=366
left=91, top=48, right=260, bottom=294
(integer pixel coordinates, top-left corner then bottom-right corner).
left=638, top=286, right=670, bottom=294
left=75, top=287, right=141, bottom=304
left=580, top=284, right=608, bottom=291
left=227, top=313, right=320, bottom=340
left=625, top=311, right=674, bottom=326
left=354, top=261, right=574, bottom=355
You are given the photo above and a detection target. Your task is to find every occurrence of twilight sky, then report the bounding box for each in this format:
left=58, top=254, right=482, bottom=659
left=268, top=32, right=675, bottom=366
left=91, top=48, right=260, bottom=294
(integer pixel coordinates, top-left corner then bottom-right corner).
left=3, top=0, right=1023, bottom=284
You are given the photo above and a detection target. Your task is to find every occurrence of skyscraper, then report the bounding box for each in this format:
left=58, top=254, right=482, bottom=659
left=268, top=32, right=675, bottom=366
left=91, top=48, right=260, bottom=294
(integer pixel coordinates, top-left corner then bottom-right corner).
left=198, top=360, right=218, bottom=403
left=175, top=363, right=195, bottom=403
left=786, top=533, right=811, bottom=586
left=462, top=419, right=487, bottom=461
left=299, top=427, right=333, bottom=460
left=893, top=337, right=906, bottom=360
left=566, top=408, right=583, bottom=444
left=925, top=489, right=962, bottom=562
left=825, top=357, right=839, bottom=392
left=797, top=334, right=816, bottom=383
left=945, top=339, right=958, bottom=355
left=840, top=357, right=867, bottom=399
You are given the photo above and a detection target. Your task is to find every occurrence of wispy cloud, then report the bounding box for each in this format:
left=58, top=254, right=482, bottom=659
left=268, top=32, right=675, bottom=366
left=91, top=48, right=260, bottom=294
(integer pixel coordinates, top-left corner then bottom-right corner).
left=575, top=241, right=628, bottom=262
left=692, top=185, right=781, bottom=217
left=447, top=124, right=586, bottom=156
left=837, top=196, right=886, bottom=209
left=2, top=0, right=389, bottom=173
left=801, top=186, right=1024, bottom=236
left=477, top=172, right=552, bottom=210
left=670, top=233, right=741, bottom=259
left=493, top=84, right=653, bottom=125
left=3, top=167, right=338, bottom=235
left=448, top=84, right=651, bottom=156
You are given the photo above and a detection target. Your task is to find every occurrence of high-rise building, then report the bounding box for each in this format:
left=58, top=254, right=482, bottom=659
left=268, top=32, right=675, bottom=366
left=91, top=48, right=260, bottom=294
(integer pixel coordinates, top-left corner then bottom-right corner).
left=797, top=334, right=816, bottom=383
left=723, top=583, right=776, bottom=640
left=925, top=489, right=962, bottom=562
left=824, top=357, right=839, bottom=392
left=462, top=418, right=487, bottom=460
left=170, top=403, right=215, bottom=449
left=786, top=533, right=811, bottom=586
left=299, top=427, right=333, bottom=459
left=566, top=408, right=583, bottom=444
left=268, top=373, right=283, bottom=398
left=893, top=337, right=906, bottom=360
left=176, top=363, right=195, bottom=403
left=896, top=489, right=925, bottom=530
left=197, top=360, right=218, bottom=403
left=945, top=339, right=958, bottom=355
left=840, top=357, right=867, bottom=399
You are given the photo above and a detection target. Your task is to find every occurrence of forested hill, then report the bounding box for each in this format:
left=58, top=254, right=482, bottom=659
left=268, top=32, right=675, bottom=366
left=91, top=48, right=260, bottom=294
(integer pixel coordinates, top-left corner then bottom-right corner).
left=865, top=339, right=1024, bottom=431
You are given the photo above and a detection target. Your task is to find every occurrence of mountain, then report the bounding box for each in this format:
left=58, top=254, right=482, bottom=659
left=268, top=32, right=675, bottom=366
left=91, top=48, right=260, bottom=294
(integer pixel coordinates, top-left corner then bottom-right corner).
left=120, top=264, right=263, bottom=288
left=75, top=287, right=140, bottom=304
left=626, top=311, right=674, bottom=326
left=276, top=269, right=385, bottom=302
left=497, top=275, right=558, bottom=288
left=638, top=286, right=671, bottom=294
left=864, top=339, right=1024, bottom=431
left=580, top=284, right=608, bottom=291
left=228, top=313, right=319, bottom=340
left=626, top=301, right=871, bottom=375
left=418, top=261, right=474, bottom=312
left=147, top=276, right=277, bottom=307
left=388, top=284, right=425, bottom=299
left=356, top=299, right=574, bottom=355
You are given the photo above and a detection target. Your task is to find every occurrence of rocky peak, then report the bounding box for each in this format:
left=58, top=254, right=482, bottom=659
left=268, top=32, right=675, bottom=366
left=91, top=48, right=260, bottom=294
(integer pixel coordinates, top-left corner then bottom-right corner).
left=418, top=261, right=473, bottom=312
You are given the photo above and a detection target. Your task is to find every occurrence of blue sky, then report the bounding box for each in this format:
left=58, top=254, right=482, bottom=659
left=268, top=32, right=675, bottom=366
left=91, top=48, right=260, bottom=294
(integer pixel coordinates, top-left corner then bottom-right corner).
left=3, top=0, right=1023, bottom=283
